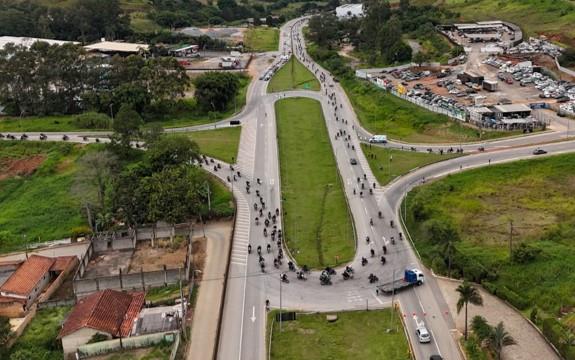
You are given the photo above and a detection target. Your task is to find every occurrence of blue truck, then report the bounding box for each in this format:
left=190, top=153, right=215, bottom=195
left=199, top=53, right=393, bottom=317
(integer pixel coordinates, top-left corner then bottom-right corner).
left=378, top=268, right=425, bottom=295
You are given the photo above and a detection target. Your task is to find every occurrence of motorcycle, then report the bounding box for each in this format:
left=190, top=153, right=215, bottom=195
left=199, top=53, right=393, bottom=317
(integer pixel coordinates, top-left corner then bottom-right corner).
left=390, top=220, right=394, bottom=228
left=248, top=244, right=252, bottom=254
left=368, top=274, right=379, bottom=283
left=288, top=262, right=296, bottom=272
left=267, top=244, right=271, bottom=253
left=297, top=271, right=307, bottom=281
left=281, top=273, right=289, bottom=284
left=361, top=257, right=368, bottom=266
left=378, top=211, right=382, bottom=219
left=380, top=256, right=386, bottom=265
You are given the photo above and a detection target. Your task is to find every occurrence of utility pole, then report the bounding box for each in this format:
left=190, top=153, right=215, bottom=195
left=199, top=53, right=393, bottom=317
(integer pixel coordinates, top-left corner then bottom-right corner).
left=391, top=268, right=396, bottom=331
left=509, top=220, right=514, bottom=258
left=279, top=275, right=283, bottom=333
left=205, top=182, right=211, bottom=212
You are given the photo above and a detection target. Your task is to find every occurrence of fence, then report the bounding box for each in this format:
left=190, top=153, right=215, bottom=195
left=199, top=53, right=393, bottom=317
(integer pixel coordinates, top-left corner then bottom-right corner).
left=37, top=298, right=76, bottom=309
left=389, top=89, right=467, bottom=121
left=74, top=267, right=184, bottom=297
left=76, top=331, right=180, bottom=359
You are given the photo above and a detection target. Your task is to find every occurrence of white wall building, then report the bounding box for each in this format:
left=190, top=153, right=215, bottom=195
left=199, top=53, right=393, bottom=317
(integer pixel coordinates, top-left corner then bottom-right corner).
left=336, top=4, right=364, bottom=19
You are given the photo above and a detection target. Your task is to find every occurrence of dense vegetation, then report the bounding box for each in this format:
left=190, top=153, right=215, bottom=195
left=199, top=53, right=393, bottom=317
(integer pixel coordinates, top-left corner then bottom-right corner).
left=0, top=43, right=187, bottom=117
left=8, top=307, right=71, bottom=360
left=404, top=153, right=575, bottom=358
left=307, top=0, right=457, bottom=66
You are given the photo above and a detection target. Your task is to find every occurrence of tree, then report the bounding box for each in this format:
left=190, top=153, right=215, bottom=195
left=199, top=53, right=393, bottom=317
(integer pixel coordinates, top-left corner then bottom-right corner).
left=413, top=51, right=430, bottom=66
left=471, top=315, right=492, bottom=343
left=73, top=150, right=118, bottom=231
left=425, top=218, right=460, bottom=275
left=111, top=104, right=143, bottom=157
left=486, top=322, right=516, bottom=360
left=193, top=72, right=240, bottom=112
left=399, top=0, right=410, bottom=13
left=146, top=165, right=204, bottom=242
left=145, top=135, right=200, bottom=172
left=456, top=281, right=483, bottom=340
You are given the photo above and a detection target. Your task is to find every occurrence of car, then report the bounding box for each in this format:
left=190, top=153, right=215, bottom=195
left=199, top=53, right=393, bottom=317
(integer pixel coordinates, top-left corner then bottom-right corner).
left=350, top=158, right=358, bottom=165
left=429, top=356, right=443, bottom=360
left=416, top=326, right=431, bottom=343
left=533, top=148, right=547, bottom=155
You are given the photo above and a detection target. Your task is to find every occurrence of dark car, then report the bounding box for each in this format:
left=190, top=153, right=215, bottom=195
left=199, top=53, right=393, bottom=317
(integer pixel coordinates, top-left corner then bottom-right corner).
left=350, top=158, right=358, bottom=165
left=430, top=356, right=443, bottom=360
left=533, top=148, right=547, bottom=155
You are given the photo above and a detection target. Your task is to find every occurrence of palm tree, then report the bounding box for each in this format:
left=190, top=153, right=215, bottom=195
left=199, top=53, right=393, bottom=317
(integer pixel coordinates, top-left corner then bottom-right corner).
left=487, top=322, right=516, bottom=360
left=456, top=281, right=483, bottom=340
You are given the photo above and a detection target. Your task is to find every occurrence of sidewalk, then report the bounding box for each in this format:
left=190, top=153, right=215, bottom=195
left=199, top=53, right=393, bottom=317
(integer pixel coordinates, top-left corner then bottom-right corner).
left=188, top=220, right=233, bottom=360
left=436, top=277, right=559, bottom=360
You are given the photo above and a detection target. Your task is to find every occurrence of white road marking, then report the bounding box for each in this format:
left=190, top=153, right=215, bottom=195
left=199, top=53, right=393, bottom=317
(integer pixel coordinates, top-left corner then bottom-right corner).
left=251, top=306, right=256, bottom=322
left=373, top=292, right=383, bottom=304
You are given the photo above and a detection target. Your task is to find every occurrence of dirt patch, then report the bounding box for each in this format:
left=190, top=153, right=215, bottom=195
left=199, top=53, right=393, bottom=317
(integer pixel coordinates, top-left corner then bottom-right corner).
left=191, top=236, right=207, bottom=281
left=128, top=238, right=188, bottom=273
left=0, top=155, right=45, bottom=180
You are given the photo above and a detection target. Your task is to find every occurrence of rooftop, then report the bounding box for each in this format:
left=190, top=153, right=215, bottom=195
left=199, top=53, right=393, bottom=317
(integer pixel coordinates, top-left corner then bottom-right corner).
left=0, top=36, right=76, bottom=50
left=84, top=41, right=149, bottom=53
left=59, top=289, right=145, bottom=338
left=493, top=104, right=532, bottom=113
left=0, top=255, right=55, bottom=296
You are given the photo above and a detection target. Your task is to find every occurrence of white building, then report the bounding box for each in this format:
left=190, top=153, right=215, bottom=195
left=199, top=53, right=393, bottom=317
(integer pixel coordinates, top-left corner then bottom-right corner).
left=0, top=36, right=77, bottom=50
left=336, top=4, right=364, bottom=19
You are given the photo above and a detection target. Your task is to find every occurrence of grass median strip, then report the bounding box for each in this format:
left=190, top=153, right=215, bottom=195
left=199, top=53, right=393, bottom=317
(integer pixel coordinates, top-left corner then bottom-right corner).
left=268, top=310, right=411, bottom=360
left=184, top=126, right=241, bottom=163
left=268, top=56, right=320, bottom=93
left=276, top=97, right=354, bottom=268
left=361, top=143, right=462, bottom=185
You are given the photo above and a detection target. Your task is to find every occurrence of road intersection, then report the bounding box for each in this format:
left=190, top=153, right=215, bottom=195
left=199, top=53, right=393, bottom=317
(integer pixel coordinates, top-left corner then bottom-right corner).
left=2, top=16, right=574, bottom=360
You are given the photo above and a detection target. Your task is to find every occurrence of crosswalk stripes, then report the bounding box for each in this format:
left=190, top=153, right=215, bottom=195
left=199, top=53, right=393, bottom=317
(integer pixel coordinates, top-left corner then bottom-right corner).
left=346, top=289, right=363, bottom=303
left=230, top=194, right=251, bottom=266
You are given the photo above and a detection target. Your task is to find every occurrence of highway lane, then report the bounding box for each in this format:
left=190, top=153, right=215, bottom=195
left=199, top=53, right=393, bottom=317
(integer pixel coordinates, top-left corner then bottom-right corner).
left=3, top=15, right=574, bottom=360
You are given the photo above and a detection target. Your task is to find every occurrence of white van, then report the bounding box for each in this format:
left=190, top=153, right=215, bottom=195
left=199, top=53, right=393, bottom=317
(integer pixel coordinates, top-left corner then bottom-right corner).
left=369, top=135, right=387, bottom=143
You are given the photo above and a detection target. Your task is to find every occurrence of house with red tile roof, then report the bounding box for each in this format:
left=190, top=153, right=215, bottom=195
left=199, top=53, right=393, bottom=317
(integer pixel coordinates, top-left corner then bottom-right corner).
left=0, top=255, right=76, bottom=317
left=58, top=289, right=145, bottom=356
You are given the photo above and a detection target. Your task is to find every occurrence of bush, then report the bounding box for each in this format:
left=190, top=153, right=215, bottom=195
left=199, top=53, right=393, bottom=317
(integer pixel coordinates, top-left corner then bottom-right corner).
left=87, top=333, right=109, bottom=344
left=73, top=112, right=112, bottom=129
left=70, top=226, right=92, bottom=241
left=512, top=243, right=541, bottom=263
left=471, top=315, right=492, bottom=343
left=497, top=286, right=529, bottom=310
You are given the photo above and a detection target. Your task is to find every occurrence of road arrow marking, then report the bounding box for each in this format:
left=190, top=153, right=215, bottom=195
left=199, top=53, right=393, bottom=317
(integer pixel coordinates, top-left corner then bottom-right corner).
left=251, top=306, right=256, bottom=322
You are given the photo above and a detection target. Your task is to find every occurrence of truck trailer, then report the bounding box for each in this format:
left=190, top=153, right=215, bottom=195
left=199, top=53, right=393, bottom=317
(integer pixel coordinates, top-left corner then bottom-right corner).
left=378, top=268, right=425, bottom=295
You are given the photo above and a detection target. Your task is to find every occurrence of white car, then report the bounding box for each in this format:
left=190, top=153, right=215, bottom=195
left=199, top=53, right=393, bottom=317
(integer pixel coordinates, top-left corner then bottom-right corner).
left=416, top=326, right=431, bottom=343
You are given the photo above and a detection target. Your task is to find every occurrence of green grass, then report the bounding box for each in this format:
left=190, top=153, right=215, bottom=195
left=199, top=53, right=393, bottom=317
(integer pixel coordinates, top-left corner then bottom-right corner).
left=0, top=142, right=88, bottom=252
left=244, top=27, right=279, bottom=52
left=432, top=0, right=575, bottom=48
left=361, top=143, right=461, bottom=185
left=145, top=284, right=182, bottom=302
left=268, top=310, right=411, bottom=360
left=340, top=77, right=519, bottom=143
left=276, top=97, right=354, bottom=268
left=183, top=126, right=241, bottom=163
left=0, top=75, right=251, bottom=132
left=268, top=56, right=321, bottom=93
left=403, top=153, right=575, bottom=356
left=10, top=306, right=71, bottom=360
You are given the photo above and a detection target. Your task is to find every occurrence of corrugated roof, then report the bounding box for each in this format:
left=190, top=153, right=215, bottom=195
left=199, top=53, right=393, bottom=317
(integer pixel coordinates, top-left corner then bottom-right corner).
left=493, top=104, right=532, bottom=113
left=0, top=255, right=55, bottom=296
left=84, top=41, right=149, bottom=53
left=0, top=36, right=77, bottom=50
left=58, top=289, right=145, bottom=338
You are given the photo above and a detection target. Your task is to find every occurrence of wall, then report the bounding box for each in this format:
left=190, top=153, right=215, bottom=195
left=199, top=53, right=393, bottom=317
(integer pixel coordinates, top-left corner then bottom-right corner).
left=62, top=327, right=106, bottom=356
left=0, top=301, right=25, bottom=318
left=73, top=268, right=183, bottom=297
left=76, top=331, right=179, bottom=359
left=38, top=257, right=79, bottom=303
left=25, top=272, right=51, bottom=309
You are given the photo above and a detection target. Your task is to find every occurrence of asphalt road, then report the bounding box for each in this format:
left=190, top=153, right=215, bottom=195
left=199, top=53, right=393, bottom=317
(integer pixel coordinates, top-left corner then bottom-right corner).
left=3, top=16, right=575, bottom=360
